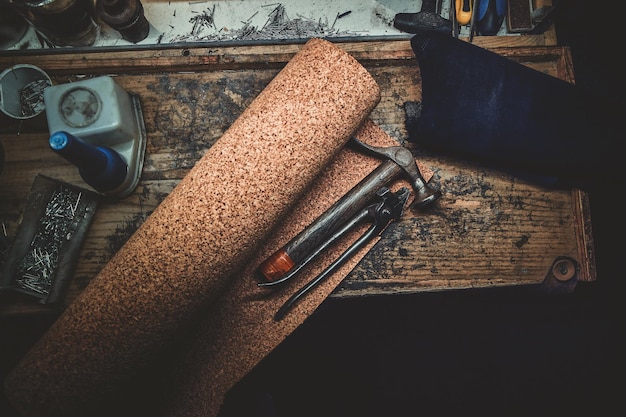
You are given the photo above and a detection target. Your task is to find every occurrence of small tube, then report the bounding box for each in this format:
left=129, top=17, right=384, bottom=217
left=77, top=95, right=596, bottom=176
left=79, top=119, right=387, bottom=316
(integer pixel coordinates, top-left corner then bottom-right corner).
left=49, top=131, right=128, bottom=193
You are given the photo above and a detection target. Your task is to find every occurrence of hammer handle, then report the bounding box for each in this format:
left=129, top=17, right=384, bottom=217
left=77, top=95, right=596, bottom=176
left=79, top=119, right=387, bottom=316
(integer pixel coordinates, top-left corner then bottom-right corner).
left=257, top=159, right=402, bottom=282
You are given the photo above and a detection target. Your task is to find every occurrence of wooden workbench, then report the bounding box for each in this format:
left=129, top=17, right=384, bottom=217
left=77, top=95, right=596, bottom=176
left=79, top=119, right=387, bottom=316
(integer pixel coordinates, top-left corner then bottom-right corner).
left=0, top=39, right=594, bottom=315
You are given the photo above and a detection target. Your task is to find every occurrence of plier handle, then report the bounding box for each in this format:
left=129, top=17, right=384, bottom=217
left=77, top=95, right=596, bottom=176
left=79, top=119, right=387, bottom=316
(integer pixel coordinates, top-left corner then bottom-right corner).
left=262, top=186, right=410, bottom=321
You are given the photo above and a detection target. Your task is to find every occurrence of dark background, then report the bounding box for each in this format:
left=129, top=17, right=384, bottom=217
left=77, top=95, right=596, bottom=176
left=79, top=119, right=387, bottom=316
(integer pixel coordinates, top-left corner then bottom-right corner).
left=2, top=1, right=625, bottom=416
left=221, top=1, right=626, bottom=416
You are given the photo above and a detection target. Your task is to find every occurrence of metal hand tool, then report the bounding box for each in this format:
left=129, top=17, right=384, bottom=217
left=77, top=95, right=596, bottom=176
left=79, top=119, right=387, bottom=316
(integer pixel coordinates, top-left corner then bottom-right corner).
left=506, top=0, right=532, bottom=33
left=469, top=0, right=478, bottom=41
left=271, top=187, right=410, bottom=321
left=256, top=137, right=441, bottom=284
left=393, top=0, right=452, bottom=34
left=456, top=0, right=473, bottom=26
left=450, top=0, right=459, bottom=37
left=475, top=0, right=506, bottom=36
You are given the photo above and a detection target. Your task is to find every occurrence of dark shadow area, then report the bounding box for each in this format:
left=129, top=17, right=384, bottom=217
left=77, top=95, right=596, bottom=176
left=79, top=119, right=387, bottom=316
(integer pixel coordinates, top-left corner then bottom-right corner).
left=220, top=1, right=626, bottom=415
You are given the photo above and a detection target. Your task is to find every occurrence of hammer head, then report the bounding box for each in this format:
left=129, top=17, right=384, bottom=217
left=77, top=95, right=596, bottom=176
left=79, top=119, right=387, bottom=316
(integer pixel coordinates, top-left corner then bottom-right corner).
left=395, top=146, right=442, bottom=208
left=350, top=137, right=441, bottom=209
left=410, top=171, right=442, bottom=209
left=394, top=12, right=453, bottom=34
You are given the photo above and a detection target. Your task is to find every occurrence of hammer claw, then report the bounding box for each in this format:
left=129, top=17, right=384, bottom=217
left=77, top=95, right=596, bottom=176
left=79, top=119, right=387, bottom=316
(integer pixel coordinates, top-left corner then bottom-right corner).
left=350, top=137, right=441, bottom=208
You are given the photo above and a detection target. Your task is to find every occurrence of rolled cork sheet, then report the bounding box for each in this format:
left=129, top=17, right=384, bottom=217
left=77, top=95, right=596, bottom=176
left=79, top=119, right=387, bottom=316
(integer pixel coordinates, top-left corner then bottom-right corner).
left=163, top=118, right=433, bottom=417
left=4, top=38, right=381, bottom=417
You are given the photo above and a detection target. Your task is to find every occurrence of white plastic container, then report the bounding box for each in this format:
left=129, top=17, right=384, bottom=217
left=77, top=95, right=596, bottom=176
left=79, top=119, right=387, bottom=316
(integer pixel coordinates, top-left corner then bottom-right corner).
left=44, top=76, right=139, bottom=146
left=43, top=76, right=147, bottom=198
left=0, top=64, right=52, bottom=120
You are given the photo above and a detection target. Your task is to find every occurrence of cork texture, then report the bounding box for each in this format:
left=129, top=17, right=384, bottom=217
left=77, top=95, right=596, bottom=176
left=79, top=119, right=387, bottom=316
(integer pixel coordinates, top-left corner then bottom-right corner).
left=4, top=38, right=381, bottom=417
left=164, top=118, right=433, bottom=417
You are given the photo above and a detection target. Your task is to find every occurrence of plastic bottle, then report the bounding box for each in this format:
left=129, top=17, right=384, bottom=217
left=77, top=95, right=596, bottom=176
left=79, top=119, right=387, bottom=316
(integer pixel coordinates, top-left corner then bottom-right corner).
left=49, top=131, right=128, bottom=193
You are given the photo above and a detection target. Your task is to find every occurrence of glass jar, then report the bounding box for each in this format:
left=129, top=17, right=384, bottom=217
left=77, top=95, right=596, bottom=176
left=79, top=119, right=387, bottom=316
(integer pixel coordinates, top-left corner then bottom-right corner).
left=7, top=0, right=99, bottom=47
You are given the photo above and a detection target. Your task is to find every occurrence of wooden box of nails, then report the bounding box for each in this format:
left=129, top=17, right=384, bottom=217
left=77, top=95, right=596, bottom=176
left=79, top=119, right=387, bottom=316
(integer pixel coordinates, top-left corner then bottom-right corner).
left=0, top=174, right=100, bottom=306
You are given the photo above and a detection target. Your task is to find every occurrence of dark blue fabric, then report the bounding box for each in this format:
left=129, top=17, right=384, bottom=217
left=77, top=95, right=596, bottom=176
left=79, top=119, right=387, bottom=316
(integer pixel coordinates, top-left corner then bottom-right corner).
left=407, top=32, right=626, bottom=191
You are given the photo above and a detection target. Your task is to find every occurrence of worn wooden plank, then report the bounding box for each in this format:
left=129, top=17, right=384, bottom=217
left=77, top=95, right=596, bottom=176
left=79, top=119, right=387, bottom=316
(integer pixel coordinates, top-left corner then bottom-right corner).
left=338, top=157, right=585, bottom=296
left=0, top=39, right=564, bottom=76
left=0, top=40, right=593, bottom=314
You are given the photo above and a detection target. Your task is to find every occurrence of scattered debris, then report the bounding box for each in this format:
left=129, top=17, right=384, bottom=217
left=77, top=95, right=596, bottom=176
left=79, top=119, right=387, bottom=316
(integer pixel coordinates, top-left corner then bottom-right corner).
left=337, top=10, right=352, bottom=19
left=189, top=4, right=216, bottom=36
left=20, top=78, right=51, bottom=118
left=169, top=2, right=358, bottom=43
left=0, top=221, right=10, bottom=263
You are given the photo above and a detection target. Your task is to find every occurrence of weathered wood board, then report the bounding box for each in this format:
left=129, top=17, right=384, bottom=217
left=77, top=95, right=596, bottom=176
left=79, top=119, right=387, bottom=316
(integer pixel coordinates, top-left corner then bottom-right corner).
left=0, top=40, right=594, bottom=314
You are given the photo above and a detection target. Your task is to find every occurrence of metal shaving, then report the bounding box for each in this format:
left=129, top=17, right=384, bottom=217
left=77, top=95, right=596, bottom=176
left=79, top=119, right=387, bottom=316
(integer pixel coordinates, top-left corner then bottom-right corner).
left=20, top=78, right=51, bottom=117
left=169, top=2, right=357, bottom=43
left=189, top=4, right=216, bottom=36
left=239, top=4, right=323, bottom=40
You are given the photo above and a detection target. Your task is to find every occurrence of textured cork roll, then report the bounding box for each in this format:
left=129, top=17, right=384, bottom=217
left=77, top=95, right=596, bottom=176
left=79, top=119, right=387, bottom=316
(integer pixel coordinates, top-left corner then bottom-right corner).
left=4, top=38, right=380, bottom=417
left=163, top=119, right=432, bottom=417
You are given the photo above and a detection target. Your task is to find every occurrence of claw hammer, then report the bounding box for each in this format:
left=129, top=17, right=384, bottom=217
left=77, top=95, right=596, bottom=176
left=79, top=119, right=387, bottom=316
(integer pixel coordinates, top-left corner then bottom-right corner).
left=257, top=137, right=441, bottom=283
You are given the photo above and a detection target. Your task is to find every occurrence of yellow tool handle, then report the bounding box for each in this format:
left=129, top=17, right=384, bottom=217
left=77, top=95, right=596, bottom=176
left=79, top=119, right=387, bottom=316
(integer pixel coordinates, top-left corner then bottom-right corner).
left=456, top=0, right=473, bottom=25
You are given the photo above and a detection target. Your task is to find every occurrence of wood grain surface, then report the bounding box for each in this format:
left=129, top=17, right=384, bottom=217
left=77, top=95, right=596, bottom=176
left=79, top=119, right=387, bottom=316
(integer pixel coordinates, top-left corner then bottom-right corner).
left=2, top=38, right=389, bottom=417
left=0, top=40, right=594, bottom=317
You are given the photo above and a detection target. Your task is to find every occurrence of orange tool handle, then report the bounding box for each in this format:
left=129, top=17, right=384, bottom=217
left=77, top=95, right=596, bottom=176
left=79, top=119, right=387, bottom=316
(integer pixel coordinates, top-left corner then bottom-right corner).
left=258, top=248, right=296, bottom=282
left=257, top=159, right=404, bottom=284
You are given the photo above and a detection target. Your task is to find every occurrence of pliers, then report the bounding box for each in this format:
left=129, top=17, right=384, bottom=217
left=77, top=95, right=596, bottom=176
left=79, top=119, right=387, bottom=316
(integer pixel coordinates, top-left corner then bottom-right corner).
left=261, top=186, right=410, bottom=321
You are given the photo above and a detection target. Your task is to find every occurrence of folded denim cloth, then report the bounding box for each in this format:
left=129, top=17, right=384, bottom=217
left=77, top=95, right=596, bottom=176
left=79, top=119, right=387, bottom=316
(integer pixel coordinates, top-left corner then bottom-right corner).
left=406, top=32, right=625, bottom=191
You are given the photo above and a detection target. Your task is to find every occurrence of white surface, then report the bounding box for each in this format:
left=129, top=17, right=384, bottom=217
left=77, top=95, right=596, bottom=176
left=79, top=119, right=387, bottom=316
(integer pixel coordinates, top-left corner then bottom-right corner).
left=6, top=0, right=510, bottom=50
left=7, top=0, right=434, bottom=50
